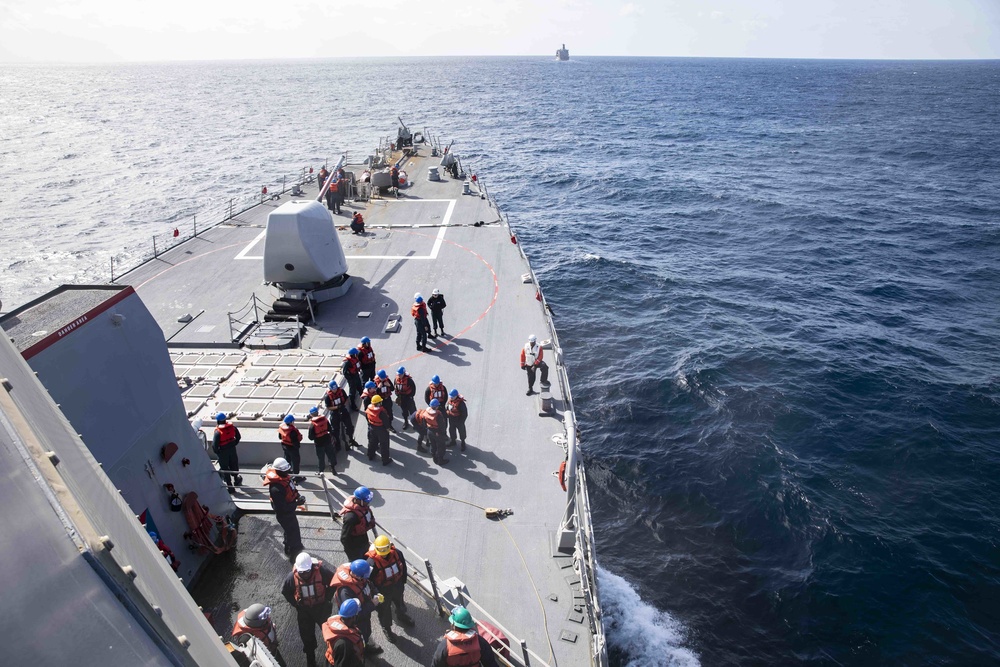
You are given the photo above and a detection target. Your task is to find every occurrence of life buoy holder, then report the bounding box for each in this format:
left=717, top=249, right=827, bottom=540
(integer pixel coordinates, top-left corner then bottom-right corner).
left=558, top=460, right=567, bottom=491
left=261, top=186, right=268, bottom=195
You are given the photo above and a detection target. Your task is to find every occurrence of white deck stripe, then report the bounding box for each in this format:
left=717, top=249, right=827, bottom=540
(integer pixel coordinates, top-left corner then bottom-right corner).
left=234, top=199, right=455, bottom=261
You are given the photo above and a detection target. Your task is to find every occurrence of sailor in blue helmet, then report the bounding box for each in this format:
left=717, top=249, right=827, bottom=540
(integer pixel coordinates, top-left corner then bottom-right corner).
left=425, top=374, right=448, bottom=406
left=308, top=406, right=338, bottom=475
left=357, top=336, right=377, bottom=383
left=279, top=414, right=306, bottom=483
left=432, top=606, right=499, bottom=667
left=322, top=598, right=366, bottom=667
left=411, top=293, right=431, bottom=352
left=360, top=380, right=378, bottom=411
left=212, top=412, right=243, bottom=493
left=324, top=380, right=360, bottom=451
left=393, top=366, right=417, bottom=430
left=330, top=559, right=385, bottom=656
left=427, top=398, right=449, bottom=466
left=339, top=486, right=377, bottom=561
left=341, top=348, right=364, bottom=411
left=445, top=388, right=469, bottom=452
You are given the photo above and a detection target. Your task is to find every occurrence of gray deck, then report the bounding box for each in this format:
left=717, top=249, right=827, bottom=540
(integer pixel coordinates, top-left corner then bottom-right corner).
left=124, top=148, right=589, bottom=666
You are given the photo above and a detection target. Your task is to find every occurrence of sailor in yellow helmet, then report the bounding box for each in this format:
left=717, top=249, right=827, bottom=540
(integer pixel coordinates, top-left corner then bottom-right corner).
left=365, top=535, right=414, bottom=641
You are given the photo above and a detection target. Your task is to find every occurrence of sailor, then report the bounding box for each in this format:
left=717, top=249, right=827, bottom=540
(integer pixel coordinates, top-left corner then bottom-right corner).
left=446, top=389, right=469, bottom=452
left=327, top=175, right=342, bottom=214
left=324, top=380, right=359, bottom=451
left=393, top=366, right=417, bottom=430
left=333, top=172, right=347, bottom=214
left=308, top=407, right=338, bottom=475
left=432, top=606, right=499, bottom=667
left=519, top=334, right=549, bottom=396
left=278, top=414, right=306, bottom=483
left=282, top=551, right=336, bottom=667
left=425, top=374, right=448, bottom=406
left=339, top=486, right=376, bottom=561
left=390, top=165, right=400, bottom=194
left=262, top=457, right=306, bottom=557
left=428, top=288, right=447, bottom=337
left=231, top=603, right=281, bottom=657
left=365, top=395, right=393, bottom=466
left=341, top=348, right=364, bottom=411
left=412, top=293, right=431, bottom=352
left=360, top=380, right=378, bottom=411
left=329, top=559, right=384, bottom=656
left=322, top=599, right=366, bottom=667
left=374, top=369, right=397, bottom=432
left=426, top=398, right=449, bottom=466
left=366, top=535, right=414, bottom=640
left=212, top=412, right=243, bottom=493
left=358, top=337, right=377, bottom=382
left=350, top=211, right=365, bottom=235
left=317, top=166, right=329, bottom=192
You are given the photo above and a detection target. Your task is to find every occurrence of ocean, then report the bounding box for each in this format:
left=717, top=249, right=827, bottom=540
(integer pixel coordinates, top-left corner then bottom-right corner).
left=2, top=57, right=999, bottom=665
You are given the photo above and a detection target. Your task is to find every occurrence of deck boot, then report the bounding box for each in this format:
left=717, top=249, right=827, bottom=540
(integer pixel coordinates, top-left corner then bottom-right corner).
left=305, top=652, right=318, bottom=667
left=461, top=441, right=467, bottom=452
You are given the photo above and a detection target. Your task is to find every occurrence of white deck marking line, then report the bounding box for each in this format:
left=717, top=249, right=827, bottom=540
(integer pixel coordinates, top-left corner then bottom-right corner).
left=234, top=199, right=456, bottom=261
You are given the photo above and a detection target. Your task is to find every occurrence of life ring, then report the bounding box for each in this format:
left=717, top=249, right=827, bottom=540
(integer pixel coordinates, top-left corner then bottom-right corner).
left=558, top=460, right=567, bottom=491
left=398, top=170, right=408, bottom=187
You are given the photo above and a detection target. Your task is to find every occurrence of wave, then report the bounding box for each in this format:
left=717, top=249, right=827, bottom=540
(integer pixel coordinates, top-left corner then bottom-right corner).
left=599, top=566, right=700, bottom=667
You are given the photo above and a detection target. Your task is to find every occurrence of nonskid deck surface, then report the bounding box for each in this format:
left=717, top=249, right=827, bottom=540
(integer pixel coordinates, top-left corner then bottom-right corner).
left=132, top=148, right=592, bottom=666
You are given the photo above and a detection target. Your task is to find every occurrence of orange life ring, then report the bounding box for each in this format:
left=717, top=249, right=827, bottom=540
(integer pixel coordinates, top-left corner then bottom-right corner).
left=558, top=460, right=567, bottom=492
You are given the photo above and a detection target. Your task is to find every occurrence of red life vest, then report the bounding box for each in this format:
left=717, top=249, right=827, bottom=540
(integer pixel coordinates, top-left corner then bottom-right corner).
left=326, top=386, right=347, bottom=409
left=339, top=497, right=375, bottom=536
left=395, top=374, right=414, bottom=396
left=343, top=355, right=360, bottom=375
left=232, top=610, right=277, bottom=648
left=353, top=212, right=364, bottom=225
left=323, top=616, right=364, bottom=664
left=365, top=547, right=405, bottom=587
left=263, top=468, right=298, bottom=504
left=359, top=344, right=375, bottom=365
left=311, top=415, right=330, bottom=438
left=390, top=166, right=399, bottom=177
left=294, top=562, right=328, bottom=606
left=331, top=563, right=375, bottom=603
left=375, top=377, right=393, bottom=399
left=428, top=382, right=447, bottom=404
left=446, top=395, right=465, bottom=417
left=365, top=404, right=385, bottom=427
left=216, top=422, right=237, bottom=448
left=445, top=629, right=482, bottom=666
left=411, top=302, right=427, bottom=319
left=279, top=423, right=300, bottom=446
left=329, top=180, right=338, bottom=193
left=417, top=408, right=440, bottom=430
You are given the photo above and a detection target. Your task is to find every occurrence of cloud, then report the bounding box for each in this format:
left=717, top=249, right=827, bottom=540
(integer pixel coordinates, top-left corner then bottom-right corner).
left=620, top=2, right=644, bottom=17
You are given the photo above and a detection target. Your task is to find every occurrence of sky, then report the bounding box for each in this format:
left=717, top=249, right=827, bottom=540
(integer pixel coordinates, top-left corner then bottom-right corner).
left=1, top=0, right=998, bottom=62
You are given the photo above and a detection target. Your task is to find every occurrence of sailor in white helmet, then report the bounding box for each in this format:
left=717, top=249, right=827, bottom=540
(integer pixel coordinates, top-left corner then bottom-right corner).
left=427, top=288, right=447, bottom=337
left=262, top=457, right=305, bottom=557
left=519, top=334, right=549, bottom=396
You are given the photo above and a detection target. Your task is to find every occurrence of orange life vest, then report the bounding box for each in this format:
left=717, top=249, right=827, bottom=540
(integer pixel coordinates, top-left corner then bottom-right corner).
left=416, top=408, right=440, bottom=430
left=353, top=212, right=364, bottom=224
left=359, top=344, right=375, bottom=365
left=294, top=562, right=328, bottom=606
left=263, top=468, right=298, bottom=504
left=329, top=180, right=338, bottom=193
left=215, top=422, right=237, bottom=448
left=446, top=395, right=465, bottom=417
left=331, top=563, right=375, bottom=603
left=326, top=386, right=347, bottom=409
left=339, top=497, right=375, bottom=536
left=343, top=355, right=361, bottom=375
left=395, top=374, right=414, bottom=396
left=232, top=610, right=277, bottom=648
left=428, top=382, right=447, bottom=404
left=310, top=415, right=330, bottom=438
left=279, top=423, right=300, bottom=447
left=365, top=547, right=405, bottom=587
left=375, top=377, right=393, bottom=399
left=365, top=404, right=385, bottom=427
left=323, top=616, right=364, bottom=664
left=411, top=302, right=427, bottom=319
left=390, top=166, right=399, bottom=177
left=445, top=629, right=482, bottom=666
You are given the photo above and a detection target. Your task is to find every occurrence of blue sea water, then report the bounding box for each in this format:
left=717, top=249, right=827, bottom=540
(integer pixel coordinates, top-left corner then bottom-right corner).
left=2, top=57, right=1000, bottom=665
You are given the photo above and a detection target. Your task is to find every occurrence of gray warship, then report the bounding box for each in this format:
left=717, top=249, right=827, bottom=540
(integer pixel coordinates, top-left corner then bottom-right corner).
left=0, top=123, right=607, bottom=667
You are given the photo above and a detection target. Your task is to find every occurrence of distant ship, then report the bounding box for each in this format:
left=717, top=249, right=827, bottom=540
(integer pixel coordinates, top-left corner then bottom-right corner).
left=556, top=43, right=569, bottom=61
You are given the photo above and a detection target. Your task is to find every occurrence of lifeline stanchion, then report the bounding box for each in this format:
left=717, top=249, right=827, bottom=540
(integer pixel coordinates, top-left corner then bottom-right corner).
left=425, top=559, right=446, bottom=617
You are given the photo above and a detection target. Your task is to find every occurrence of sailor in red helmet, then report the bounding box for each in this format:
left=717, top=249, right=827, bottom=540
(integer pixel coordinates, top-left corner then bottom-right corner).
left=262, top=457, right=305, bottom=557
left=283, top=551, right=336, bottom=667
left=278, top=414, right=306, bottom=483
left=340, top=486, right=377, bottom=561
left=231, top=603, right=282, bottom=659
left=432, top=605, right=499, bottom=667
left=322, top=598, right=366, bottom=667
left=212, top=412, right=243, bottom=493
